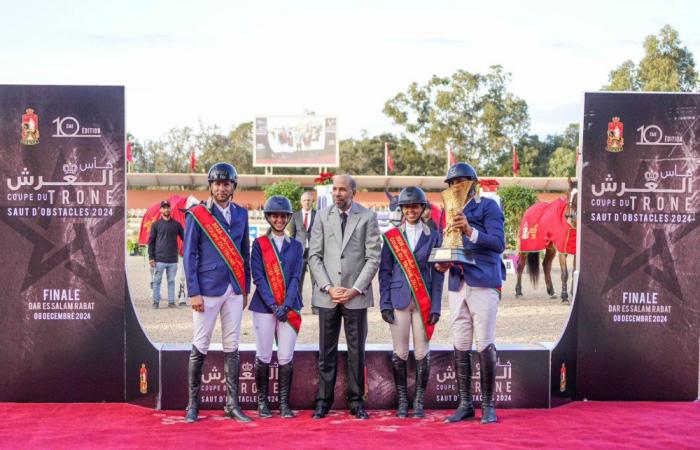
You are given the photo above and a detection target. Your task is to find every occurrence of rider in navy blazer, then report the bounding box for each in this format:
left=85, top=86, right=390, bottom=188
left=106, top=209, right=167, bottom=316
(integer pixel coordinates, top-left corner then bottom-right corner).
left=248, top=195, right=304, bottom=420
left=249, top=235, right=304, bottom=313
left=378, top=186, right=444, bottom=419
left=182, top=162, right=251, bottom=424
left=447, top=196, right=506, bottom=292
left=183, top=201, right=251, bottom=298
left=379, top=223, right=444, bottom=315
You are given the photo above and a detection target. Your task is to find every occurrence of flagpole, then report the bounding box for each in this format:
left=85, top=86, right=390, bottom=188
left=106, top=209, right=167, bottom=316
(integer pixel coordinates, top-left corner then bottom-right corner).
left=384, top=142, right=388, bottom=177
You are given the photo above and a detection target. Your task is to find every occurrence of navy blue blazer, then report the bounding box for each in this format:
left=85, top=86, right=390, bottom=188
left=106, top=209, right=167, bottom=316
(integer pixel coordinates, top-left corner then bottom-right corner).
left=379, top=223, right=444, bottom=315
left=183, top=202, right=251, bottom=297
left=249, top=235, right=304, bottom=313
left=448, top=196, right=506, bottom=291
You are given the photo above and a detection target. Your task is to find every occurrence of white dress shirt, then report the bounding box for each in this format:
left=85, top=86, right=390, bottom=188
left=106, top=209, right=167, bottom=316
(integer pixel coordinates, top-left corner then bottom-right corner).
left=405, top=222, right=421, bottom=251
left=215, top=202, right=233, bottom=224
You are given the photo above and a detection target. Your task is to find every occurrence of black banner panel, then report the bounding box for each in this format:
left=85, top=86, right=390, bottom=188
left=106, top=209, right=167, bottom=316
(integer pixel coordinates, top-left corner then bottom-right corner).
left=576, top=92, right=700, bottom=400
left=159, top=344, right=550, bottom=410
left=0, top=85, right=125, bottom=401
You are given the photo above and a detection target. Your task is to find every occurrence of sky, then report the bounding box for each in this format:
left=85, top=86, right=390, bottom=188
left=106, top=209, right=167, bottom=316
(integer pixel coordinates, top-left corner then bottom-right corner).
left=1, top=0, right=699, bottom=143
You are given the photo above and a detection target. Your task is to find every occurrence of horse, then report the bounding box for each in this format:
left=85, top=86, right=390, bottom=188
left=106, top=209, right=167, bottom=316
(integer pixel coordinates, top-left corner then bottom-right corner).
left=514, top=178, right=578, bottom=303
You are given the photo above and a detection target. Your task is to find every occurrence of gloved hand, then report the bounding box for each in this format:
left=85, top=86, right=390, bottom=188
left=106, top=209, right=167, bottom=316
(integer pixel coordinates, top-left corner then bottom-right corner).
left=274, top=305, right=290, bottom=322
left=428, top=313, right=440, bottom=325
left=381, top=309, right=395, bottom=324
left=268, top=303, right=281, bottom=317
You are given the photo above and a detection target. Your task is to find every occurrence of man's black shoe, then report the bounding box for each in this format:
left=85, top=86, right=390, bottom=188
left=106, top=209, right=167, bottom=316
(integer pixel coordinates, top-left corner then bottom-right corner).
left=312, top=406, right=329, bottom=419
left=350, top=406, right=369, bottom=420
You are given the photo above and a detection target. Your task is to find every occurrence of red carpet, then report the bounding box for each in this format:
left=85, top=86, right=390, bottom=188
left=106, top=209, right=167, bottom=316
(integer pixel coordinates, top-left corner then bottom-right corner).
left=1, top=402, right=699, bottom=449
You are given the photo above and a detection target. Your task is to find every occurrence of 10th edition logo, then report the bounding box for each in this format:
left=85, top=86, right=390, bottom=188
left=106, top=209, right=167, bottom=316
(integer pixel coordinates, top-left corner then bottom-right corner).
left=52, top=116, right=101, bottom=138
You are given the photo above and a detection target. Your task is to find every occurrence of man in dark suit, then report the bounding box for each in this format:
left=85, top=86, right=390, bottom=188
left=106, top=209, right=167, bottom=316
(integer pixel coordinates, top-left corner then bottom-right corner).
left=308, top=174, right=381, bottom=420
left=287, top=191, right=316, bottom=296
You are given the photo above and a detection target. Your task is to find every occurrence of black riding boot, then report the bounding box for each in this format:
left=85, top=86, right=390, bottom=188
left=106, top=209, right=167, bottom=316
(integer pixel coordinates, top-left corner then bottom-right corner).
left=255, top=358, right=272, bottom=418
left=445, top=349, right=475, bottom=423
left=479, top=344, right=498, bottom=424
left=413, top=353, right=430, bottom=418
left=224, top=351, right=252, bottom=422
left=278, top=362, right=295, bottom=418
left=392, top=353, right=409, bottom=418
left=185, top=346, right=205, bottom=423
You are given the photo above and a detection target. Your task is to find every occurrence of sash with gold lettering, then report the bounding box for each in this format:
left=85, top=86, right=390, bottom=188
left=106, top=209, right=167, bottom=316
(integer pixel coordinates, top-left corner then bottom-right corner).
left=257, top=235, right=302, bottom=334
left=382, top=227, right=435, bottom=341
left=187, top=204, right=247, bottom=296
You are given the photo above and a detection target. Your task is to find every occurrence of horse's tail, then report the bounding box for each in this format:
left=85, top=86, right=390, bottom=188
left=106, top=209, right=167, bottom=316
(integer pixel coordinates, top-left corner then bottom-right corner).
left=527, top=252, right=540, bottom=287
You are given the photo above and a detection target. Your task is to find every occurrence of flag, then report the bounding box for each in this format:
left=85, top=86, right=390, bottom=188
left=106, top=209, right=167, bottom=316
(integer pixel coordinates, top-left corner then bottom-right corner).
left=126, top=142, right=134, bottom=163
left=385, top=142, right=395, bottom=173
left=513, top=145, right=519, bottom=177
left=190, top=148, right=196, bottom=172
left=448, top=147, right=456, bottom=166
left=138, top=195, right=188, bottom=256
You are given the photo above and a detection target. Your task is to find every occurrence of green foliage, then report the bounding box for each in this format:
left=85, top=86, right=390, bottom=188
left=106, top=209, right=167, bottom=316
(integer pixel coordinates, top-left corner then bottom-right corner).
left=603, top=25, right=698, bottom=92
left=126, top=238, right=142, bottom=256
left=499, top=185, right=538, bottom=250
left=339, top=133, right=446, bottom=176
left=383, top=65, right=530, bottom=172
left=263, top=180, right=304, bottom=211
left=548, top=147, right=576, bottom=177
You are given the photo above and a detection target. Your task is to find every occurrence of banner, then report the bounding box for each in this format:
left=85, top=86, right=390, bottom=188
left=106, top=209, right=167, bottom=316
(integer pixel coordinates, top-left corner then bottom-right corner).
left=0, top=85, right=125, bottom=401
left=254, top=116, right=338, bottom=167
left=159, top=345, right=550, bottom=410
left=576, top=92, right=700, bottom=400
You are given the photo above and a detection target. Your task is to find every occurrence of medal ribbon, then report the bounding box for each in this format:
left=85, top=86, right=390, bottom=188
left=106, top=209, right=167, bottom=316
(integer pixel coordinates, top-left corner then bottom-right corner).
left=187, top=204, right=246, bottom=296
left=382, top=227, right=435, bottom=341
left=258, top=235, right=302, bottom=334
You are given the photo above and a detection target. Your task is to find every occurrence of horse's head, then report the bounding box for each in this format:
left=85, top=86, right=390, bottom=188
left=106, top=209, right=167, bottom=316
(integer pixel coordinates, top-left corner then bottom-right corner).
left=385, top=189, right=403, bottom=226
left=566, top=177, right=578, bottom=228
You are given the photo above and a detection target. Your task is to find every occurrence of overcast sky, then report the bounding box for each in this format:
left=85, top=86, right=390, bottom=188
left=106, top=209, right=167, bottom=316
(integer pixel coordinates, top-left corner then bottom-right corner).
left=2, top=0, right=698, bottom=142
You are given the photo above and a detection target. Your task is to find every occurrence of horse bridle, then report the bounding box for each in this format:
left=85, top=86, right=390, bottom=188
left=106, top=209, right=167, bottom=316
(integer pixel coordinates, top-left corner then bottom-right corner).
left=565, top=187, right=578, bottom=228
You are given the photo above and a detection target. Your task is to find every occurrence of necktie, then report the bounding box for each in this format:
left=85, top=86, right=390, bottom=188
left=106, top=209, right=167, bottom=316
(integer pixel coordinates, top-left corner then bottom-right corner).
left=340, top=212, right=348, bottom=237
left=224, top=208, right=230, bottom=225
left=303, top=212, right=308, bottom=230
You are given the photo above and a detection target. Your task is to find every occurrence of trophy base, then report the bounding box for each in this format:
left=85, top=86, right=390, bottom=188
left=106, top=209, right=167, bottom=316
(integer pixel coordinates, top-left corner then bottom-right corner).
left=428, top=248, right=476, bottom=265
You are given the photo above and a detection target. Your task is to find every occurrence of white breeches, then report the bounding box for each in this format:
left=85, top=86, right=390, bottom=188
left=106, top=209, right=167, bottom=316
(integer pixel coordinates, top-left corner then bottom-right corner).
left=252, top=311, right=298, bottom=365
left=448, top=283, right=499, bottom=352
left=389, top=301, right=430, bottom=361
left=192, top=284, right=244, bottom=354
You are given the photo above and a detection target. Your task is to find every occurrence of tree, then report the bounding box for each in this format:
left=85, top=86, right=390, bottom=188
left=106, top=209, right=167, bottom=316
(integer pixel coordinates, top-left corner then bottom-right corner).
left=603, top=25, right=698, bottom=92
left=383, top=65, right=530, bottom=173
left=263, top=180, right=304, bottom=211
left=498, top=185, right=538, bottom=250
left=547, top=147, right=576, bottom=177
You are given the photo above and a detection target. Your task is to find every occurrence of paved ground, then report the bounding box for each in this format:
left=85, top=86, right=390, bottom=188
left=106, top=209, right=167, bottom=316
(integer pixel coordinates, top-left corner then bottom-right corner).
left=128, top=255, right=573, bottom=347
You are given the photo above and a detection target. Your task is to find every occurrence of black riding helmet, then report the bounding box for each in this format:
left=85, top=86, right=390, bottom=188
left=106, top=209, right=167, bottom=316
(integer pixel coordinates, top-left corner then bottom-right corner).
left=263, top=195, right=293, bottom=230
left=208, top=162, right=238, bottom=186
left=445, top=162, right=478, bottom=198
left=398, top=186, right=427, bottom=206
left=264, top=195, right=293, bottom=216
left=444, top=162, right=477, bottom=183
left=398, top=186, right=427, bottom=222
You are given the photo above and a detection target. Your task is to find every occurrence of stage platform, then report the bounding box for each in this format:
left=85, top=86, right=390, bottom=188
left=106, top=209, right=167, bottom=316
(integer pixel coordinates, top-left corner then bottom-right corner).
left=1, top=402, right=698, bottom=449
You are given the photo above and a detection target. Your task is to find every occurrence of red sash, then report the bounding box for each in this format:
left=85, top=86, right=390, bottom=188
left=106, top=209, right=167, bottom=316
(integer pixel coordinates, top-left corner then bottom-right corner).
left=257, top=235, right=302, bottom=334
left=382, top=227, right=435, bottom=341
left=187, top=204, right=247, bottom=296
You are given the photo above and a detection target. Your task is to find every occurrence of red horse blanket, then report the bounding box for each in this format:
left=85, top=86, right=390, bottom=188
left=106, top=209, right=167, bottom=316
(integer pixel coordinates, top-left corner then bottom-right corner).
left=518, top=197, right=576, bottom=255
